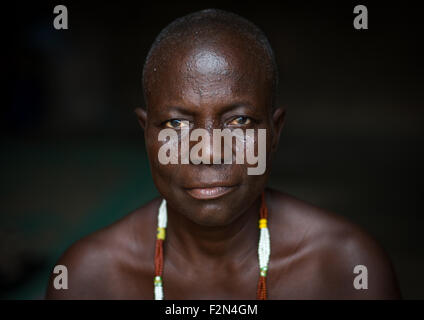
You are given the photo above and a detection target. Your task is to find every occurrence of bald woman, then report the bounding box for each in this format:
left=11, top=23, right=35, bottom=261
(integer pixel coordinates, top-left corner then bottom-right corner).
left=45, top=9, right=400, bottom=300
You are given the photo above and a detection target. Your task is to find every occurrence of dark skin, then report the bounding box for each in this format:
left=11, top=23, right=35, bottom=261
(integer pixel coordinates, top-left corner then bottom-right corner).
left=45, top=31, right=401, bottom=299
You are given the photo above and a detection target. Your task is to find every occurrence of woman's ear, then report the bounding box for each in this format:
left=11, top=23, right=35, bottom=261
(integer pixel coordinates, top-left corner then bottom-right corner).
left=271, top=107, right=286, bottom=152
left=134, top=107, right=147, bottom=130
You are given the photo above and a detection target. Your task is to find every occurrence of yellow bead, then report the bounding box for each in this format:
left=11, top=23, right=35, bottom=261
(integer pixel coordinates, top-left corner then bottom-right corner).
left=259, top=218, right=267, bottom=229
left=154, top=276, right=162, bottom=286
left=157, top=227, right=166, bottom=240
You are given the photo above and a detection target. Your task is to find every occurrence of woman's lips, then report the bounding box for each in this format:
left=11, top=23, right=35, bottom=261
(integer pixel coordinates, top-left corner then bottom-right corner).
left=185, top=186, right=236, bottom=200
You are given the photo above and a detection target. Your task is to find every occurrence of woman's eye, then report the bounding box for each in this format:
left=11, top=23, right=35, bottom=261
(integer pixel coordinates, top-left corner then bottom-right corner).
left=229, top=116, right=251, bottom=126
left=165, top=119, right=188, bottom=129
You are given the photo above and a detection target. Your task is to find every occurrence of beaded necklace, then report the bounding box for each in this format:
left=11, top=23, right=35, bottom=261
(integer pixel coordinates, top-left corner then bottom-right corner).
left=153, top=192, right=270, bottom=300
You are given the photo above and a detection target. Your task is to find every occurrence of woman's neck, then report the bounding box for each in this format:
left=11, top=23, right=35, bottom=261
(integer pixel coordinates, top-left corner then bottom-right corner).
left=165, top=196, right=262, bottom=264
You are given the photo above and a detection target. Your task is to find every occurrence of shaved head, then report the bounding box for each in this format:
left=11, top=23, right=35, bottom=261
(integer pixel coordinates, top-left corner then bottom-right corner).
left=142, top=8, right=278, bottom=109
left=135, top=8, right=286, bottom=228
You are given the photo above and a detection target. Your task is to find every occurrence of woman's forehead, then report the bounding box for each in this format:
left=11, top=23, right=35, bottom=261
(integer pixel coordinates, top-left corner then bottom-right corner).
left=146, top=44, right=271, bottom=111
left=189, top=50, right=231, bottom=75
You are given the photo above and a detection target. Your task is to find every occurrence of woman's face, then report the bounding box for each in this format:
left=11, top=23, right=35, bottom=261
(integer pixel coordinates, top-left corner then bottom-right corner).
left=141, top=40, right=282, bottom=226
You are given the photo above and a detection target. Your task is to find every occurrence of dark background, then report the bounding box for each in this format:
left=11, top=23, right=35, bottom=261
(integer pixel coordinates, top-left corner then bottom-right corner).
left=2, top=1, right=423, bottom=299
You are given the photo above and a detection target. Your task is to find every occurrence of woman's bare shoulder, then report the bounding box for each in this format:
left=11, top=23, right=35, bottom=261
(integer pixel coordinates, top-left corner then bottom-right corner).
left=267, top=188, right=401, bottom=299
left=45, top=197, right=161, bottom=299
